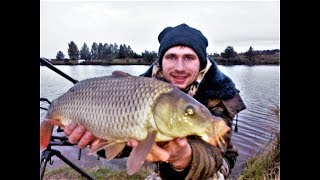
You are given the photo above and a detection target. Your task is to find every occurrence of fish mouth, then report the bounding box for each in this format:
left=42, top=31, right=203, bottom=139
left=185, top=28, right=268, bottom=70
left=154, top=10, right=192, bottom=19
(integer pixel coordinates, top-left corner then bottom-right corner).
left=208, top=120, right=230, bottom=151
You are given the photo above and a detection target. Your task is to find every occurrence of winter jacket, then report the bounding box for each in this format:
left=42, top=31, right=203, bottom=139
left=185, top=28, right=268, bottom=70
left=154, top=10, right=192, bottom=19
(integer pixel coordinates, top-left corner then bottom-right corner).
left=140, top=57, right=246, bottom=179
left=98, top=57, right=246, bottom=179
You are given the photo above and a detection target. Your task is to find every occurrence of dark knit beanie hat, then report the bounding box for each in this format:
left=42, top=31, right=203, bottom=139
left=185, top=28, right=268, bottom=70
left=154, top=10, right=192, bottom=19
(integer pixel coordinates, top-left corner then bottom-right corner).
left=157, top=23, right=208, bottom=70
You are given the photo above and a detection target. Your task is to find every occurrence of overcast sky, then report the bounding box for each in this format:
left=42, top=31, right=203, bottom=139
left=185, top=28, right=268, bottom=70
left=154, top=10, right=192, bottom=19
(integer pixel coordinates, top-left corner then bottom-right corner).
left=40, top=0, right=280, bottom=59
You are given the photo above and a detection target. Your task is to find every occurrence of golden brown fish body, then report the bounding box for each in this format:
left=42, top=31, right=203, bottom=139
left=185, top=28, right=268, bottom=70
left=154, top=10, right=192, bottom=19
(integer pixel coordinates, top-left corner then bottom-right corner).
left=40, top=71, right=230, bottom=175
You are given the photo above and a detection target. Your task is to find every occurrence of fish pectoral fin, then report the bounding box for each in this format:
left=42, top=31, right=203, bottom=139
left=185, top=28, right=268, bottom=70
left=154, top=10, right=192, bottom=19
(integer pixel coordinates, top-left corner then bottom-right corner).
left=104, top=142, right=127, bottom=161
left=127, top=130, right=157, bottom=175
left=88, top=140, right=126, bottom=161
left=88, top=139, right=109, bottom=155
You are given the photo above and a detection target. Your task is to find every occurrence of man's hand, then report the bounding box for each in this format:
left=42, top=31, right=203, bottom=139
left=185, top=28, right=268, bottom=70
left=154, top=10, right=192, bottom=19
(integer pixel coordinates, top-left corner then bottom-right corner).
left=127, top=137, right=192, bottom=170
left=64, top=123, right=96, bottom=149
left=64, top=123, right=193, bottom=170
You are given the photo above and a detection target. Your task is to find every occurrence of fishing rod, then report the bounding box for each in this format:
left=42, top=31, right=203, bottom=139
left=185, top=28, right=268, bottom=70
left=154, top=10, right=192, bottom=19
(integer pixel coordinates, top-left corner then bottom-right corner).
left=40, top=57, right=79, bottom=84
left=40, top=57, right=94, bottom=180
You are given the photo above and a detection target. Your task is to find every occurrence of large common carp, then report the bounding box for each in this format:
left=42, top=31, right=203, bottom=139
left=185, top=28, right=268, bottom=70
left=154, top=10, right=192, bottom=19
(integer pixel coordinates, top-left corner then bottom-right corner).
left=40, top=70, right=230, bottom=175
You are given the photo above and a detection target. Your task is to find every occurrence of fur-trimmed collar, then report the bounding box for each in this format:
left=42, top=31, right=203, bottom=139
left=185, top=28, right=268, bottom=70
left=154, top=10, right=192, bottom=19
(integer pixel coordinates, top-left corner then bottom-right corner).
left=193, top=57, right=238, bottom=105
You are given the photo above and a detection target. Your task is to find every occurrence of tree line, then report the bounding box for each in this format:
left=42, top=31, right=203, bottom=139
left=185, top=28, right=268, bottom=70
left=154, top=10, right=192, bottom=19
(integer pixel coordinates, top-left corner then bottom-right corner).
left=55, top=41, right=279, bottom=65
left=210, top=46, right=280, bottom=65
left=56, top=41, right=157, bottom=63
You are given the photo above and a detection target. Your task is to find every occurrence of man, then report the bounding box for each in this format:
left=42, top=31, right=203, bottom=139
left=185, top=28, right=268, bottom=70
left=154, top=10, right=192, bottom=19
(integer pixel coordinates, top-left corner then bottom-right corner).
left=64, top=23, right=246, bottom=179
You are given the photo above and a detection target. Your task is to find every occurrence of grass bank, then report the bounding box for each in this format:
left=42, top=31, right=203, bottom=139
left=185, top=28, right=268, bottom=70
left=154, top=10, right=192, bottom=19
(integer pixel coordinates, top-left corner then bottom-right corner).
left=43, top=166, right=154, bottom=180
left=238, top=105, right=280, bottom=180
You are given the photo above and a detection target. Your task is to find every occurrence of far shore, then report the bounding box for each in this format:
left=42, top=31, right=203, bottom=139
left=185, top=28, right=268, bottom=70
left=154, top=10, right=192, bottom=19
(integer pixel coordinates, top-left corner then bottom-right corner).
left=42, top=55, right=280, bottom=66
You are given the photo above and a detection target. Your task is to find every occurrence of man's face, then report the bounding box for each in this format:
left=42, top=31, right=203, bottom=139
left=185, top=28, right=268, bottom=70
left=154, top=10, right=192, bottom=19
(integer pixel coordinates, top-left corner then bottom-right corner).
left=162, top=46, right=201, bottom=89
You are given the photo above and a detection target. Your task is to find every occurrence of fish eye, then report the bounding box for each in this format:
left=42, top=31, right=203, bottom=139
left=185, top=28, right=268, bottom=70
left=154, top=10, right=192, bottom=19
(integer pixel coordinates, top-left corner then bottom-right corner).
left=185, top=105, right=196, bottom=116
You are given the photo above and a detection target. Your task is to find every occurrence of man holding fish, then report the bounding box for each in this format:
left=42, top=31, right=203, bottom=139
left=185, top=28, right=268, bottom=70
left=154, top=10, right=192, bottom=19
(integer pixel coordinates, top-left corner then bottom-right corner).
left=63, top=23, right=246, bottom=179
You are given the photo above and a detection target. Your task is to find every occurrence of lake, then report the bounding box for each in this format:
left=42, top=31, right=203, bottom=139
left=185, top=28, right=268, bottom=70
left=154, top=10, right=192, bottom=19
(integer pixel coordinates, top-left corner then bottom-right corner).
left=40, top=64, right=280, bottom=178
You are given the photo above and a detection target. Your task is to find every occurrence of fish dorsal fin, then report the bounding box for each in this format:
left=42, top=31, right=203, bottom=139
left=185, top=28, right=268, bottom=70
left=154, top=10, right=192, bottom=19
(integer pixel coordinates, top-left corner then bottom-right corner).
left=88, top=139, right=126, bottom=160
left=127, top=130, right=157, bottom=175
left=112, top=70, right=132, bottom=77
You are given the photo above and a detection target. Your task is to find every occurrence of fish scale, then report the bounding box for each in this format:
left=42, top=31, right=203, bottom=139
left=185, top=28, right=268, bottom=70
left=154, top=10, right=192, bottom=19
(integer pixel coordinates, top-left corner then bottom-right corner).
left=46, top=75, right=173, bottom=141
left=40, top=71, right=230, bottom=175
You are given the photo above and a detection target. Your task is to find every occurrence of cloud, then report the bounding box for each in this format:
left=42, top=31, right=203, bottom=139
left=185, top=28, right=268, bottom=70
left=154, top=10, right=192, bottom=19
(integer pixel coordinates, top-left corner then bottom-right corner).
left=40, top=1, right=280, bottom=58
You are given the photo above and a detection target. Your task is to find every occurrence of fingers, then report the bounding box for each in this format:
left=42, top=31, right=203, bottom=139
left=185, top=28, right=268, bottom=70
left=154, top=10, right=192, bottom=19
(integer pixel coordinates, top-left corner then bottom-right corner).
left=126, top=138, right=189, bottom=164
left=160, top=137, right=187, bottom=154
left=174, top=137, right=188, bottom=147
left=64, top=123, right=96, bottom=149
left=147, top=143, right=170, bottom=162
left=127, top=139, right=139, bottom=148
left=169, top=138, right=192, bottom=169
left=63, top=122, right=78, bottom=136
left=78, top=131, right=95, bottom=149
left=127, top=139, right=170, bottom=162
left=67, top=125, right=87, bottom=144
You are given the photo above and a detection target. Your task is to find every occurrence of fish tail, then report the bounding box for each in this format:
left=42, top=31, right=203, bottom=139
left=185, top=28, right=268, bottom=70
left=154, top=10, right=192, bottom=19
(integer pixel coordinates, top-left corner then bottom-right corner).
left=40, top=120, right=53, bottom=149
left=40, top=119, right=62, bottom=149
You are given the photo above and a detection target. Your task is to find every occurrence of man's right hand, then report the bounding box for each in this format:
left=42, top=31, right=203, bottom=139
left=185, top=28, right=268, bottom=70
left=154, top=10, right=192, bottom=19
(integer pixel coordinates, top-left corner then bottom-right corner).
left=127, top=137, right=192, bottom=170
left=64, top=123, right=96, bottom=149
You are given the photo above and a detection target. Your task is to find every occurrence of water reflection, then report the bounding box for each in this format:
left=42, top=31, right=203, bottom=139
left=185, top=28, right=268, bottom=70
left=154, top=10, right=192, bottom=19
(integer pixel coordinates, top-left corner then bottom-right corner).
left=219, top=65, right=279, bottom=177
